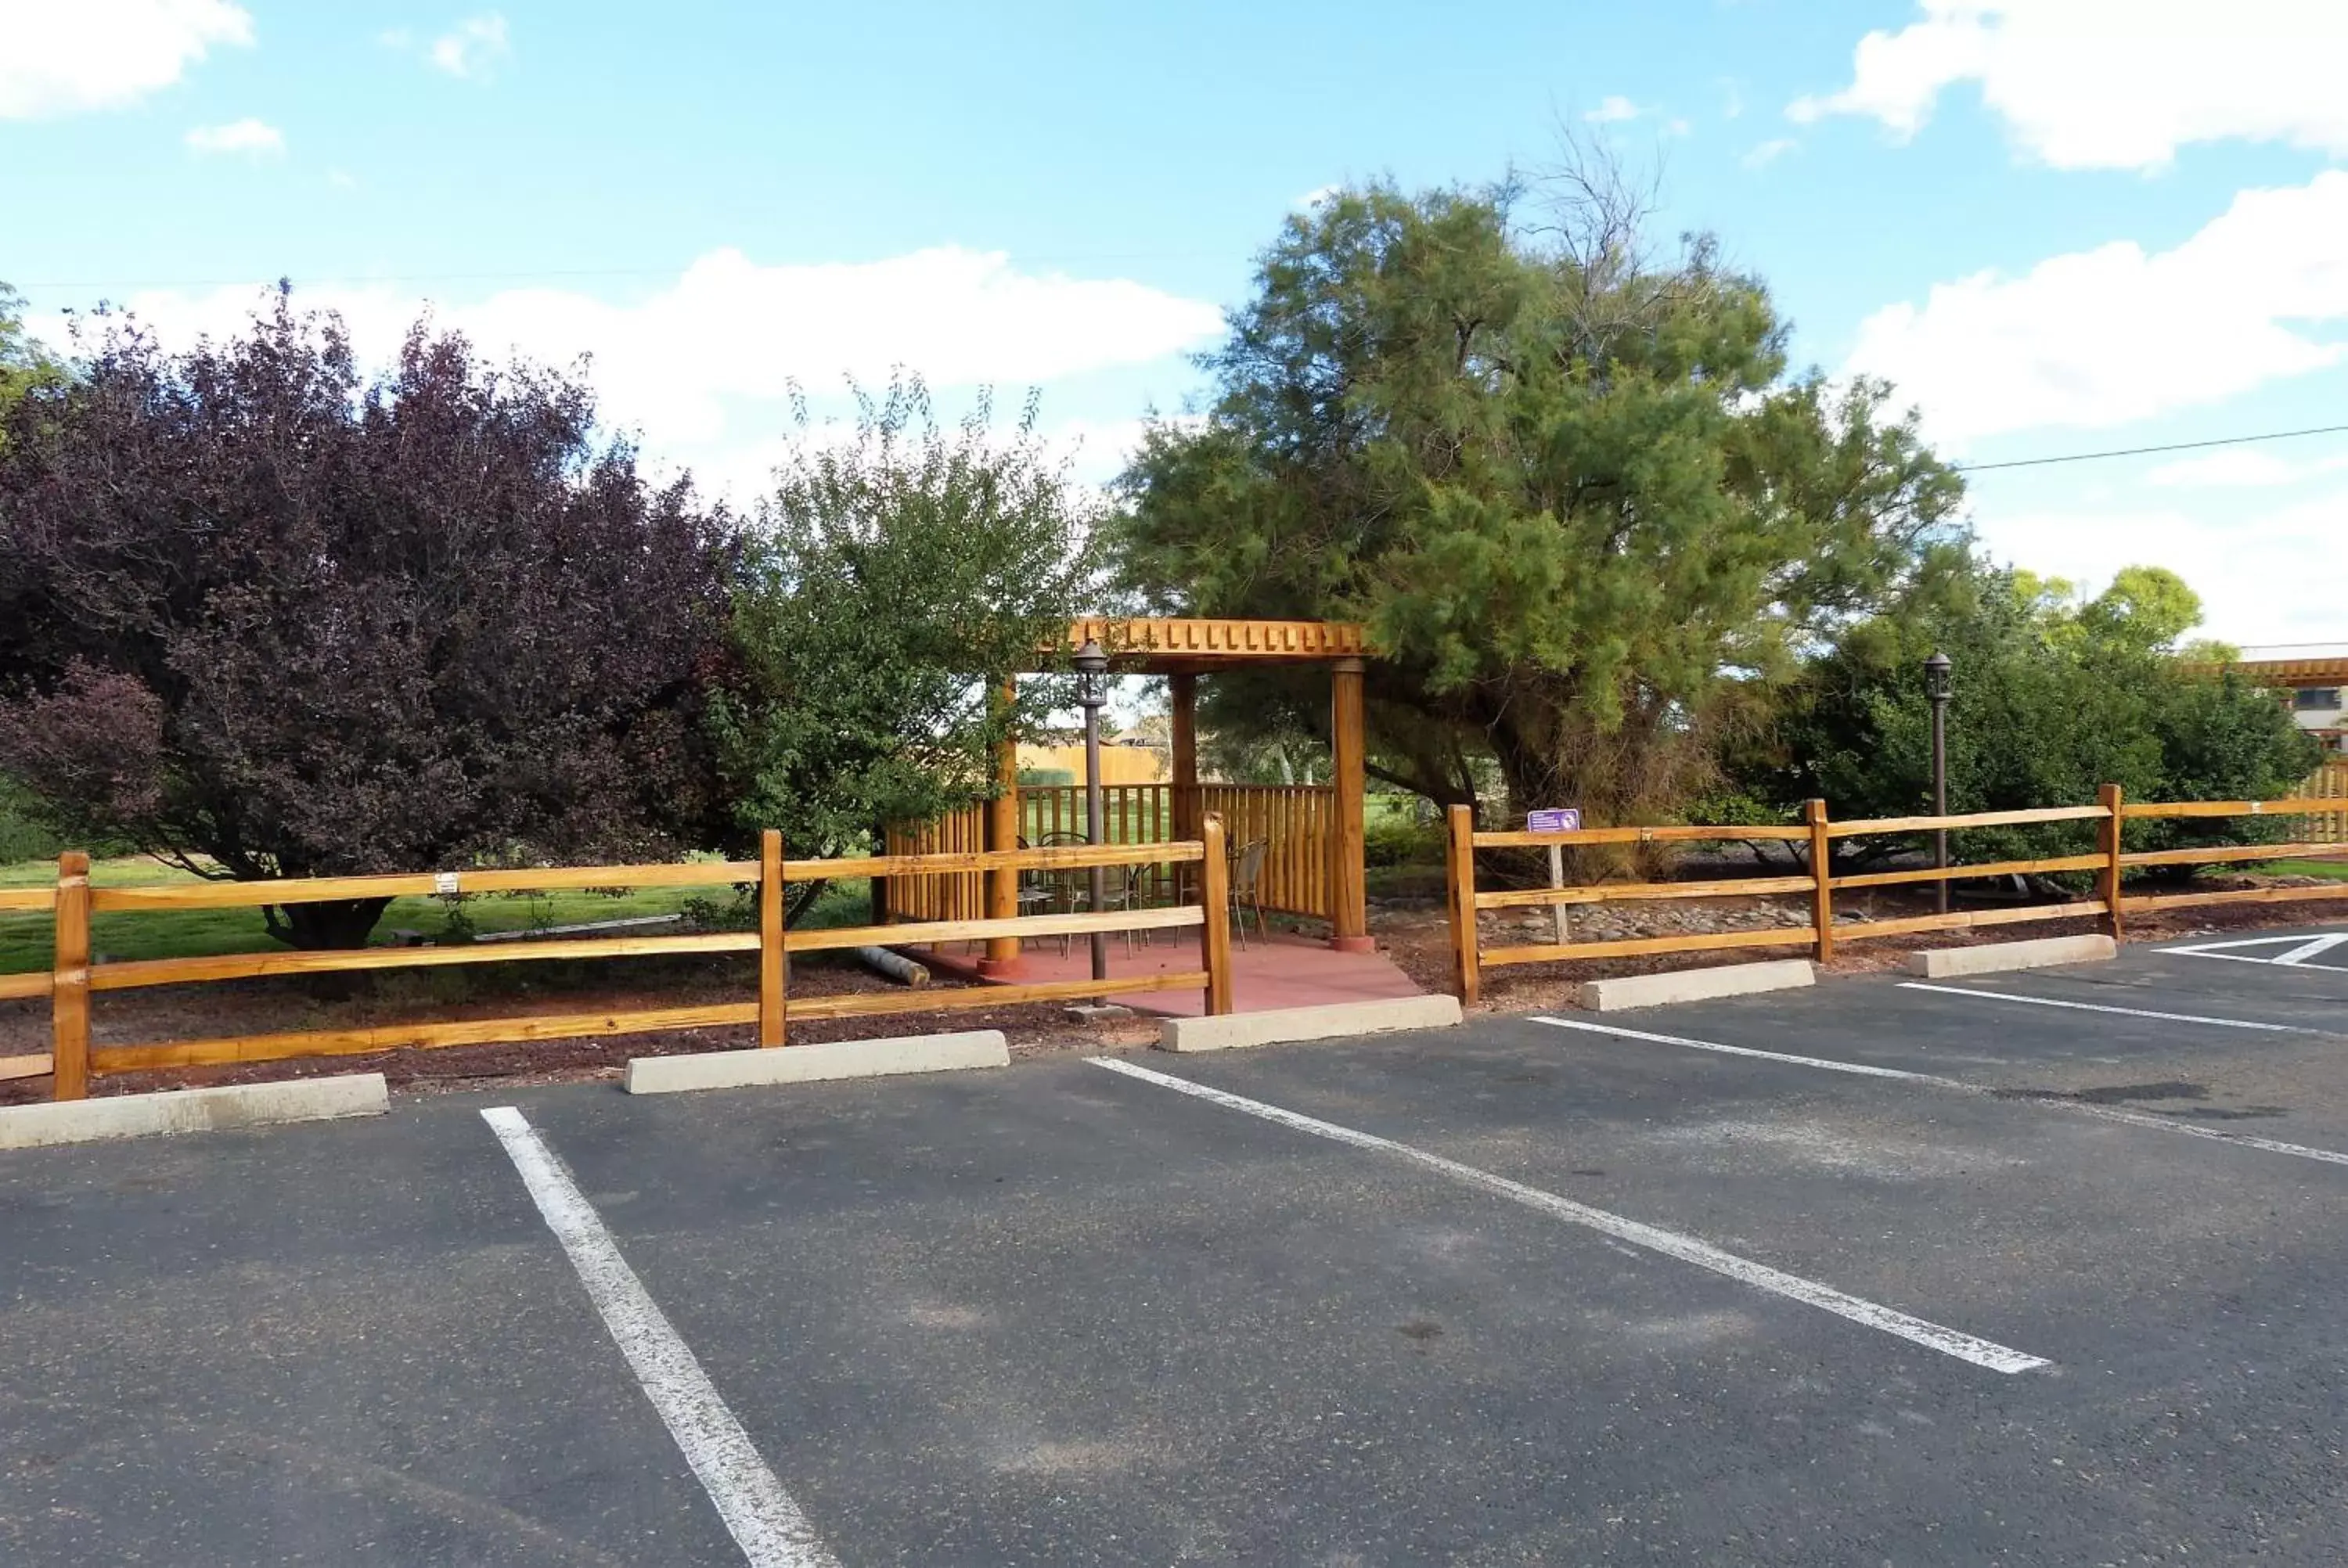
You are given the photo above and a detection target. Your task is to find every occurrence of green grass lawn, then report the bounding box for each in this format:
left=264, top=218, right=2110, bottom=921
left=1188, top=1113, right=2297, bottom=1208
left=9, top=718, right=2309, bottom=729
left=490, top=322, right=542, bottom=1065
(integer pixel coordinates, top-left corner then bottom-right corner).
left=2266, top=858, right=2348, bottom=881
left=0, top=856, right=871, bottom=974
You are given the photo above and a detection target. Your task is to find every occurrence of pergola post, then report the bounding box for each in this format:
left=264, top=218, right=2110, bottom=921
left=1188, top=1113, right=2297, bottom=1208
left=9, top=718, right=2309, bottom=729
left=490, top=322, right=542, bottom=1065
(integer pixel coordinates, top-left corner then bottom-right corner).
left=1327, top=656, right=1372, bottom=952
left=979, top=678, right=1027, bottom=978
left=1169, top=673, right=1200, bottom=846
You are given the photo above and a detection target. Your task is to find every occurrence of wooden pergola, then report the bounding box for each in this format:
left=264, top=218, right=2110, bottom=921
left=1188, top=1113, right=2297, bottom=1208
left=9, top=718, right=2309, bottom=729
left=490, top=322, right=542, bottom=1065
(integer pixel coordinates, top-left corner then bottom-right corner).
left=2188, top=649, right=2348, bottom=750
left=974, top=617, right=1374, bottom=978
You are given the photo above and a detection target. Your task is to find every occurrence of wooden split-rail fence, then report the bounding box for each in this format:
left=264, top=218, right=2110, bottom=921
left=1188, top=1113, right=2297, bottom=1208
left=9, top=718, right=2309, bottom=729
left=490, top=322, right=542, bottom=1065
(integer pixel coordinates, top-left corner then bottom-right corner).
left=0, top=821, right=1238, bottom=1102
left=1445, top=786, right=2348, bottom=1005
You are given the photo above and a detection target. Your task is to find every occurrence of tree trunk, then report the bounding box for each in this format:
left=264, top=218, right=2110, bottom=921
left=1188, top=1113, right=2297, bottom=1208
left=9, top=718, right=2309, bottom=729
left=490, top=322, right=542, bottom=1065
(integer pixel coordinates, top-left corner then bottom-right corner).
left=268, top=896, right=395, bottom=951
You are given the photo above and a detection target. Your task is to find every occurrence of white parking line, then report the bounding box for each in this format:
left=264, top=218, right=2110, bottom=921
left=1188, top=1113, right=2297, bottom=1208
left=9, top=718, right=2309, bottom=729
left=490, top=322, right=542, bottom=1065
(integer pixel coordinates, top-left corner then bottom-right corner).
left=1088, top=1056, right=2050, bottom=1376
left=2274, top=934, right=2348, bottom=967
left=2158, top=932, right=2348, bottom=969
left=1532, top=1016, right=1970, bottom=1086
left=481, top=1107, right=839, bottom=1568
left=1530, top=1016, right=2348, bottom=1171
left=1894, top=980, right=2308, bottom=1031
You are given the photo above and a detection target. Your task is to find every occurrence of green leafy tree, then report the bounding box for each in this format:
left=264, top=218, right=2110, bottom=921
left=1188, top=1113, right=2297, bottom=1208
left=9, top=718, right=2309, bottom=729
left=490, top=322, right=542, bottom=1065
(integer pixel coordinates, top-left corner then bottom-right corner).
left=1744, top=563, right=2322, bottom=867
left=0, top=283, right=67, bottom=468
left=707, top=379, right=1100, bottom=919
left=1114, top=174, right=1965, bottom=826
left=0, top=283, right=66, bottom=429
left=0, top=285, right=75, bottom=859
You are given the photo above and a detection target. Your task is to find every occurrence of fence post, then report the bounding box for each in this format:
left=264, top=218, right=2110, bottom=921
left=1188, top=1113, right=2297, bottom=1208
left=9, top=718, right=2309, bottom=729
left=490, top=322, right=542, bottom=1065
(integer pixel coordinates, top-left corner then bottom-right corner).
left=1199, top=814, right=1234, bottom=1016
left=52, top=851, right=91, bottom=1101
left=2098, top=782, right=2126, bottom=943
left=1806, top=800, right=1835, bottom=966
left=1445, top=804, right=1480, bottom=1009
left=758, top=829, right=787, bottom=1047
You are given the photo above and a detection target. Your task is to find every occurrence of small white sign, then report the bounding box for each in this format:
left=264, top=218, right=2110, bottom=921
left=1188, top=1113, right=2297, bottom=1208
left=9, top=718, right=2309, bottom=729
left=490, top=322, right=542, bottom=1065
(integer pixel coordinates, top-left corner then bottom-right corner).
left=434, top=872, right=461, bottom=896
left=1525, top=807, right=1583, bottom=834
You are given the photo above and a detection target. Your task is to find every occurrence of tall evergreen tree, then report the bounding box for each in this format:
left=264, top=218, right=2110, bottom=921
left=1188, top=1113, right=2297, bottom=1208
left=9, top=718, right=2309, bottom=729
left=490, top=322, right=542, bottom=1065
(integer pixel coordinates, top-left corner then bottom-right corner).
left=1115, top=175, right=1965, bottom=824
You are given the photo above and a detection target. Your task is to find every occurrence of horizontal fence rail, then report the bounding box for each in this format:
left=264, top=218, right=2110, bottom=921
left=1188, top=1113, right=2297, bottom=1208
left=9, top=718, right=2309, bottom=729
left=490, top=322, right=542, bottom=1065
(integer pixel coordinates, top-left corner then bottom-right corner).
left=2116, top=790, right=2348, bottom=914
left=1445, top=786, right=2348, bottom=1005
left=2, top=825, right=1237, bottom=1100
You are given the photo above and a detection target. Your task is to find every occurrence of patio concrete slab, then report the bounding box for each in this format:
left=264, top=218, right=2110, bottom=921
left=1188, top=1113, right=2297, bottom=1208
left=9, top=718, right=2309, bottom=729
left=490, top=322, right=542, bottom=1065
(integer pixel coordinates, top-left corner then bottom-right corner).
left=908, top=926, right=1424, bottom=1016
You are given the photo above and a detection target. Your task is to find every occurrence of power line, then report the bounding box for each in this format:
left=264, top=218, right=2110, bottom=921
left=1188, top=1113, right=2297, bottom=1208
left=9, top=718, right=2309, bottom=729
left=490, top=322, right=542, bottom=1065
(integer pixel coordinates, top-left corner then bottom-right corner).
left=1953, top=422, right=2348, bottom=473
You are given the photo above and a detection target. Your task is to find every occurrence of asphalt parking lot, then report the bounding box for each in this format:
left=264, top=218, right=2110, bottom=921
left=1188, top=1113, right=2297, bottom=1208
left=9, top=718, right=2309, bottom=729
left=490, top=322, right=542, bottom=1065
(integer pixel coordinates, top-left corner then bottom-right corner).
left=5, top=925, right=2348, bottom=1565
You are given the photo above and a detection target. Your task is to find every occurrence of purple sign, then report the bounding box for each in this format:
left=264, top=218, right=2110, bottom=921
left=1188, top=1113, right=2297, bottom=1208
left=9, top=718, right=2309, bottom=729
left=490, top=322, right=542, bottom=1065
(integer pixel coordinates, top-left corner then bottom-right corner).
left=1525, top=807, right=1582, bottom=834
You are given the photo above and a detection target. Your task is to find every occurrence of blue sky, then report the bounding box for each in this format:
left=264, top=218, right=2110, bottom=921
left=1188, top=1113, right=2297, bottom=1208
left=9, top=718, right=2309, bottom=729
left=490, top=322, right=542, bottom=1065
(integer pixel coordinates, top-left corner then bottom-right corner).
left=6, top=1, right=2345, bottom=644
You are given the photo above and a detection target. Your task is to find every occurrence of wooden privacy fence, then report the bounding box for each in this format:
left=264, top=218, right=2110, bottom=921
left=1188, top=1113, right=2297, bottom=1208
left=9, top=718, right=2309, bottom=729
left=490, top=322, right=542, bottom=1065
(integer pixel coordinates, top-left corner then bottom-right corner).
left=1196, top=785, right=1335, bottom=919
left=887, top=782, right=1335, bottom=922
left=1446, top=788, right=2348, bottom=1005
left=2306, top=761, right=2348, bottom=844
left=0, top=822, right=1235, bottom=1102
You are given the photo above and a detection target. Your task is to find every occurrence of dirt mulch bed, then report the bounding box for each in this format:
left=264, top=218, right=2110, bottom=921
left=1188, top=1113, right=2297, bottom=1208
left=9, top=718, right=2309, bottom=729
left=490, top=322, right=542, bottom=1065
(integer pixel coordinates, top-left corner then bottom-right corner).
left=0, top=953, right=1159, bottom=1106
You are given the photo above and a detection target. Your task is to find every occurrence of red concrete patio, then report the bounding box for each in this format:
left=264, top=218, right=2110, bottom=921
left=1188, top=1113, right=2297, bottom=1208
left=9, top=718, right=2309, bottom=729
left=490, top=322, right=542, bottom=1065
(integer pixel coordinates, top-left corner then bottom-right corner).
left=909, top=926, right=1424, bottom=1018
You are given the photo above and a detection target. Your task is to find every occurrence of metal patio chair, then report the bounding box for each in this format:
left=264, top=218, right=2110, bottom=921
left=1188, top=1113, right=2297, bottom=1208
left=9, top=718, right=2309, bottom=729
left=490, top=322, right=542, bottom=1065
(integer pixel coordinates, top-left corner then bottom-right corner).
left=1229, top=836, right=1269, bottom=950
left=1035, top=832, right=1140, bottom=958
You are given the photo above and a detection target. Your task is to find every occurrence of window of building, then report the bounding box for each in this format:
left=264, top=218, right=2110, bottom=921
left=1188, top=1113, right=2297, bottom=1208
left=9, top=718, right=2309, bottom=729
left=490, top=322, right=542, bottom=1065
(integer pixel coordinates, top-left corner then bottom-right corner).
left=2295, top=687, right=2343, bottom=710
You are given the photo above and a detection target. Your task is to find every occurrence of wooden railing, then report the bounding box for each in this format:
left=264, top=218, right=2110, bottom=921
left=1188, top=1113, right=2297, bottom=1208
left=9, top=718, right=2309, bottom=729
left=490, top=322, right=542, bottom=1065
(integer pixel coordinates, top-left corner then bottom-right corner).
left=1, top=825, right=1234, bottom=1101
left=1445, top=789, right=2348, bottom=1005
left=885, top=782, right=1335, bottom=922
left=883, top=803, right=992, bottom=922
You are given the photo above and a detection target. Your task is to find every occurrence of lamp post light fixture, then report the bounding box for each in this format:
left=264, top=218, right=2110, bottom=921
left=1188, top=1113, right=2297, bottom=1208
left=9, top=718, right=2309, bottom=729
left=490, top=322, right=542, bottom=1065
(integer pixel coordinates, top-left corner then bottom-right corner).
left=1925, top=650, right=1954, bottom=914
left=1072, top=638, right=1111, bottom=989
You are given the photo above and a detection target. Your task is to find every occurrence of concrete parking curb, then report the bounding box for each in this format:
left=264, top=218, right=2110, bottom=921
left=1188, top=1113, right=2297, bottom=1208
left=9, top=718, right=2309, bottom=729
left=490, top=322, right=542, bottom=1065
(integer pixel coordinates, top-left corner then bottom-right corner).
left=0, top=1074, right=387, bottom=1151
left=623, top=1030, right=1010, bottom=1094
left=1158, top=994, right=1463, bottom=1053
left=1575, top=958, right=1816, bottom=1012
left=1907, top=934, right=2117, bottom=980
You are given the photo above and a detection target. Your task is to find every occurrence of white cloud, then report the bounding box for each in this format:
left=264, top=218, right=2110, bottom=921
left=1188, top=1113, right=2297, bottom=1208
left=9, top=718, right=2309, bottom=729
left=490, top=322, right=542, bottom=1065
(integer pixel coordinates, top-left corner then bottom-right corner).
left=326, top=167, right=358, bottom=190
left=1791, top=1, right=2348, bottom=170
left=45, top=246, right=1224, bottom=491
left=429, top=13, right=509, bottom=78
left=184, top=117, right=283, bottom=156
left=1846, top=172, right=2348, bottom=448
left=1584, top=95, right=1643, bottom=124
left=0, top=0, right=252, bottom=119
left=1971, top=490, right=2348, bottom=644
left=2147, top=448, right=2348, bottom=488
left=1742, top=137, right=1795, bottom=169
left=1293, top=184, right=1341, bottom=210
left=1042, top=413, right=1208, bottom=487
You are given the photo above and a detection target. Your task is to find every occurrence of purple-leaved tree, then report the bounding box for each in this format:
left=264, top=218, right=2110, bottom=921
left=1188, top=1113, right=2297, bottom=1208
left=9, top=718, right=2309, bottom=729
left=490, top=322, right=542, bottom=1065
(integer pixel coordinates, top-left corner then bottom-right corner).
left=0, top=292, right=732, bottom=949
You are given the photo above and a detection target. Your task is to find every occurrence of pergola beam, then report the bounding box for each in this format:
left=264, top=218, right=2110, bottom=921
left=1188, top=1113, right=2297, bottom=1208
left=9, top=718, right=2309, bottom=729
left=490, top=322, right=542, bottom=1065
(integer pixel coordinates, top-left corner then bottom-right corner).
left=1042, top=617, right=1368, bottom=673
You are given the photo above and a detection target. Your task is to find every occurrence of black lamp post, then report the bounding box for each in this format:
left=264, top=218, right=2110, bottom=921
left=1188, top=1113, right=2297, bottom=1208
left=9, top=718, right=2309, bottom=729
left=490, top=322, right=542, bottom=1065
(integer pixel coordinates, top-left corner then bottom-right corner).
left=1925, top=651, right=1954, bottom=913
left=1073, top=638, right=1111, bottom=987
